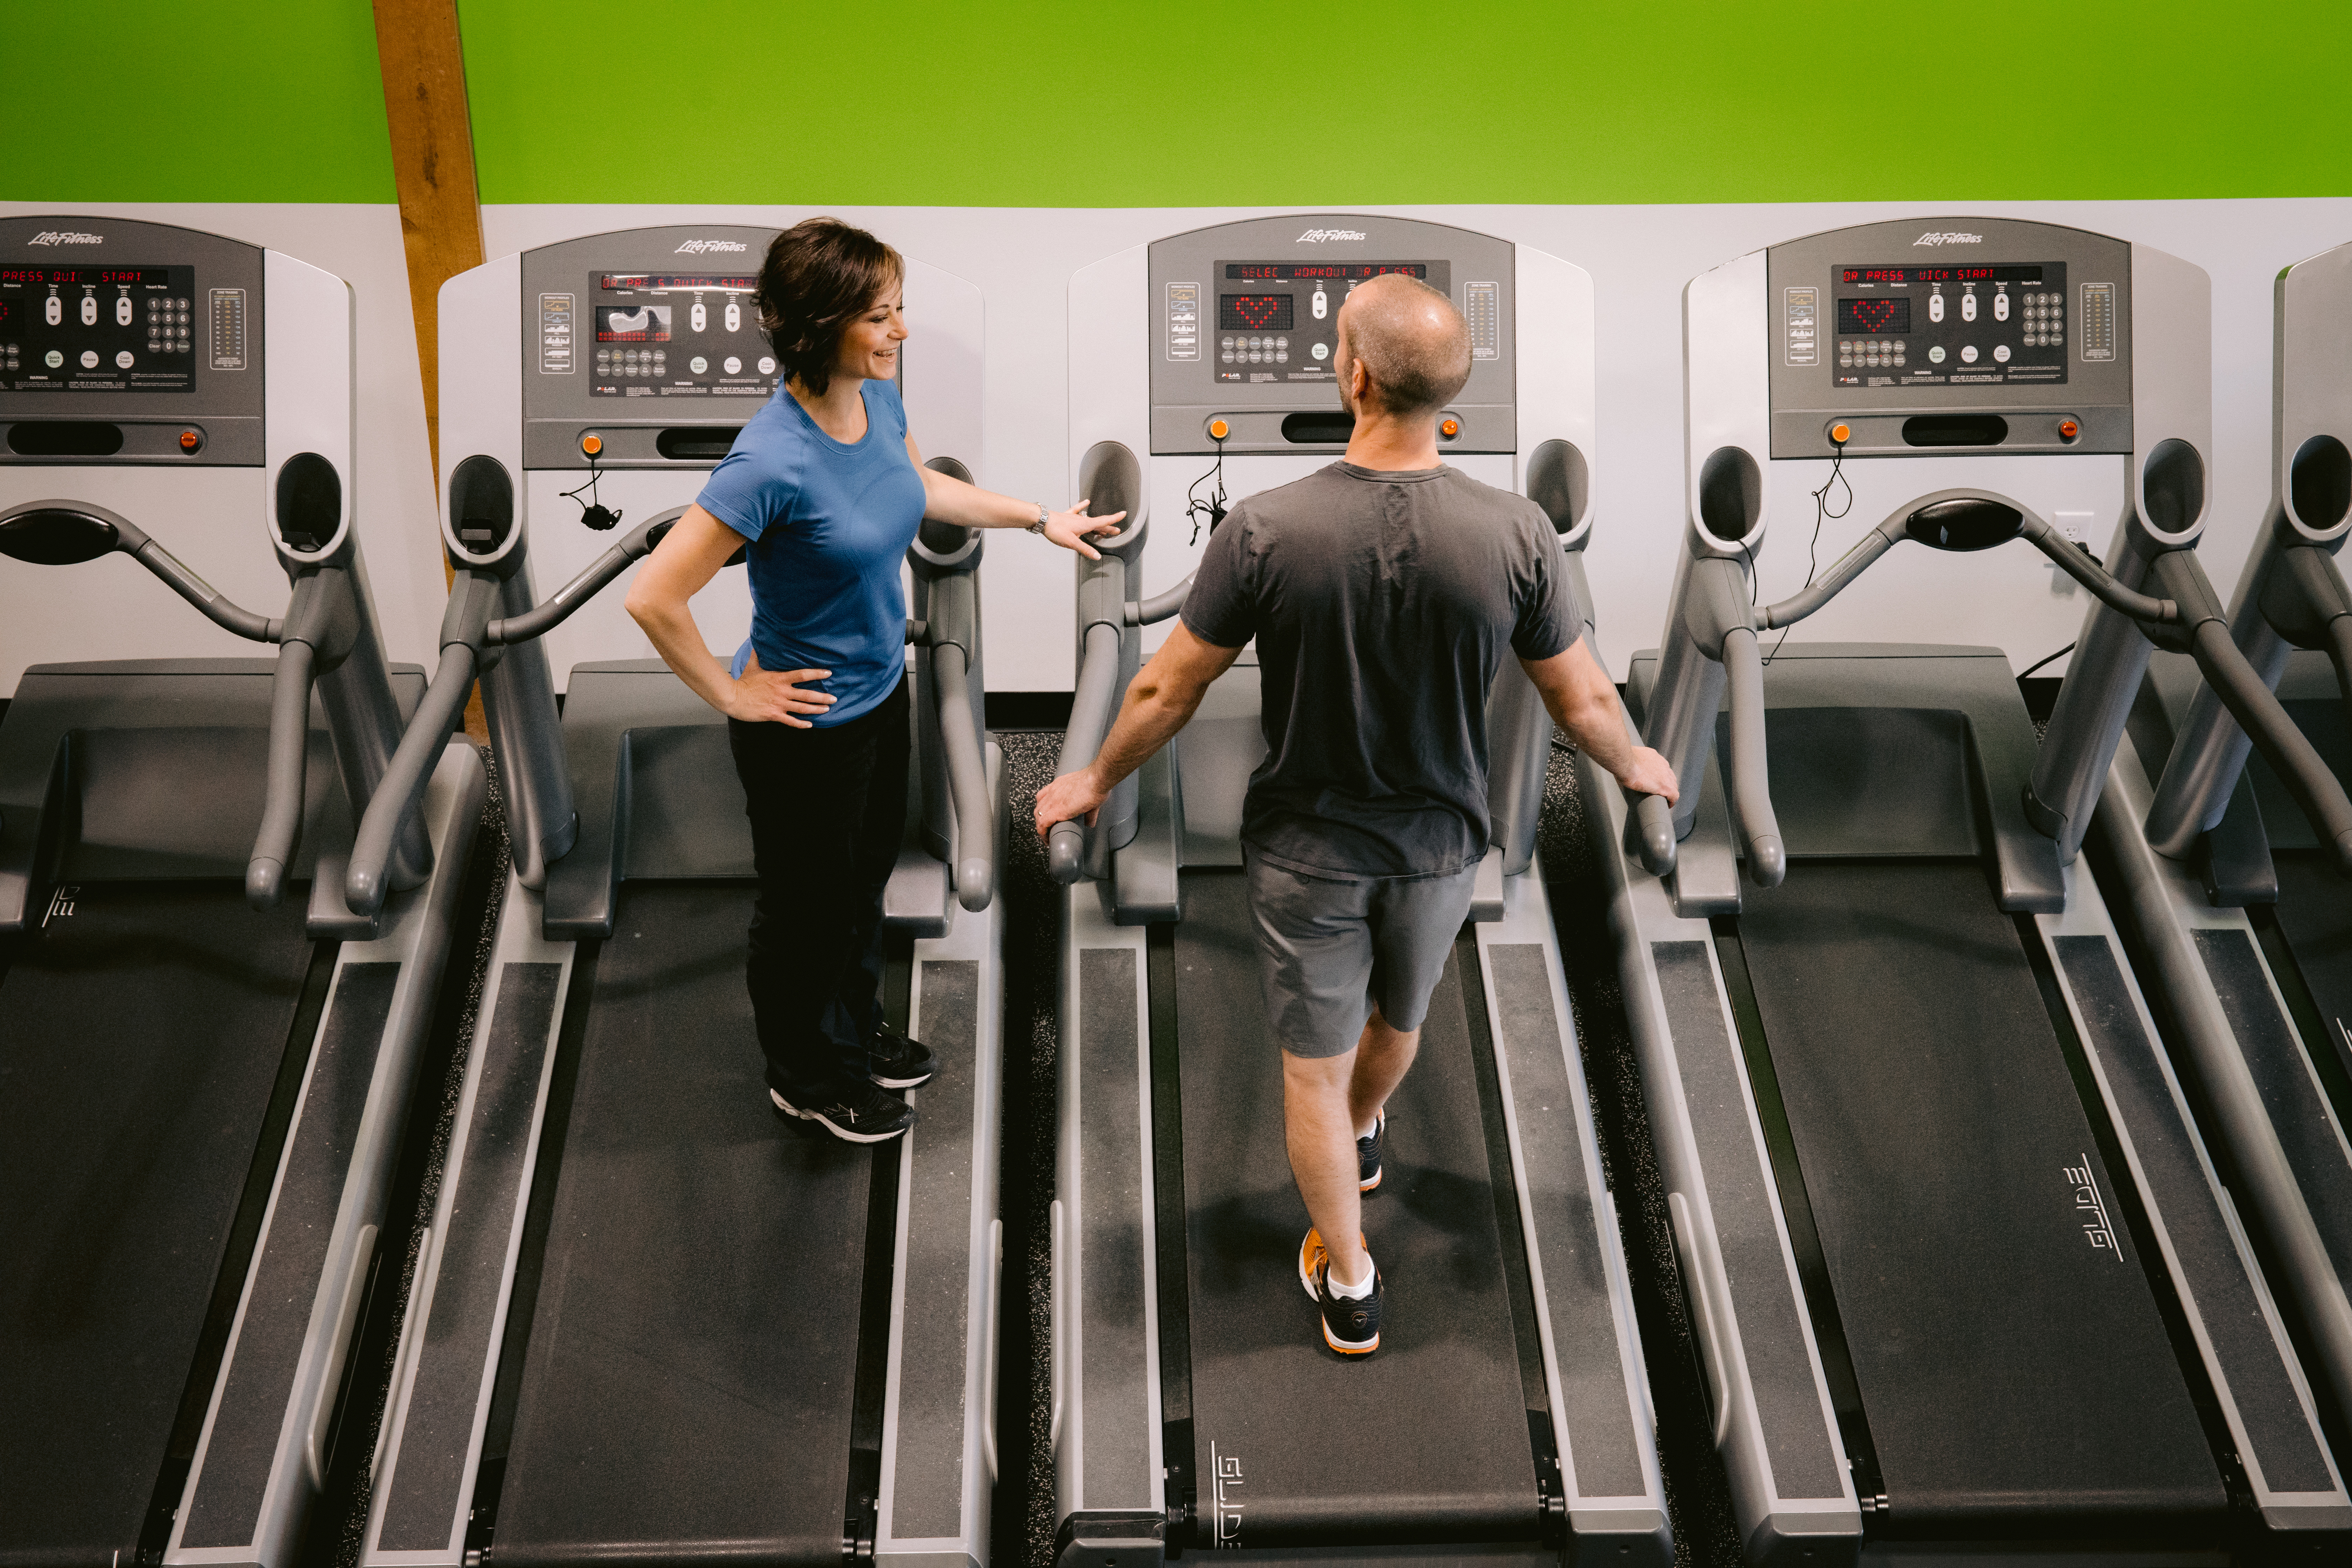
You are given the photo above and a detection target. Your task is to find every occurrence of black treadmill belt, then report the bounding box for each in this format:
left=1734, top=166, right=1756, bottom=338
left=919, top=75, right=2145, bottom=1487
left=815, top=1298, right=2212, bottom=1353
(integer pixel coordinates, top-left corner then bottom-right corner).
left=1171, top=872, right=1537, bottom=1548
left=490, top=884, right=872, bottom=1568
left=0, top=882, right=315, bottom=1568
left=2273, top=851, right=2352, bottom=1084
left=1734, top=861, right=2221, bottom=1534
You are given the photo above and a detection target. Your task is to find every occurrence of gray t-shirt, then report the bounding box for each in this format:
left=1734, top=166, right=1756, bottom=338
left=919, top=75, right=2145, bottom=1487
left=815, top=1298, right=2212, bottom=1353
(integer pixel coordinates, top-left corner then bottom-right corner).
left=1181, top=461, right=1582, bottom=878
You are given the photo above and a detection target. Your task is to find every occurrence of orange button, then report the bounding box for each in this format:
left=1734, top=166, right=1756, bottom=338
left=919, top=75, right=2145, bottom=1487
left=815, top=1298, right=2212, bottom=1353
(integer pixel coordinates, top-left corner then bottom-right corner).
left=177, top=428, right=202, bottom=453
left=1829, top=422, right=1852, bottom=445
left=1208, top=418, right=1229, bottom=441
left=580, top=432, right=604, bottom=456
left=2058, top=419, right=2080, bottom=440
left=1439, top=416, right=1461, bottom=439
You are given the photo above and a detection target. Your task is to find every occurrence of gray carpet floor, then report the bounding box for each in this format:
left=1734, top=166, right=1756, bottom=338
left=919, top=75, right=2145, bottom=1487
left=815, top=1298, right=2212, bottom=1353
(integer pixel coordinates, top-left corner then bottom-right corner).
left=324, top=734, right=1745, bottom=1568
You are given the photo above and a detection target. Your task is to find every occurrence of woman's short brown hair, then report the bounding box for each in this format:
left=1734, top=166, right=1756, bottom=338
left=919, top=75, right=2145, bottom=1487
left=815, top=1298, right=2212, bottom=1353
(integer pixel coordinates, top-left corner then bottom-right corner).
left=755, top=218, right=903, bottom=396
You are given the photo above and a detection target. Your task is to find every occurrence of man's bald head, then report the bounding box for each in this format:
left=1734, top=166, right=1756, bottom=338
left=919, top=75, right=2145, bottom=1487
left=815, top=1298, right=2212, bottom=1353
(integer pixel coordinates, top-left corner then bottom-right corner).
left=1333, top=274, right=1471, bottom=419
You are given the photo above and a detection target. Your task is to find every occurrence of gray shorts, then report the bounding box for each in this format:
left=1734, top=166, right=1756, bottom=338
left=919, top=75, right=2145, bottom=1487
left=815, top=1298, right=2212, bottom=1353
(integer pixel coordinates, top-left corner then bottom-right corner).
left=1244, top=849, right=1480, bottom=1058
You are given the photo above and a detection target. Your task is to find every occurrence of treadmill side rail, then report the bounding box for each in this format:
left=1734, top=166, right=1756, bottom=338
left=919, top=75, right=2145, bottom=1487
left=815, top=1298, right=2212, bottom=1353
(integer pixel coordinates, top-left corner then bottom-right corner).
left=1053, top=886, right=1167, bottom=1552
left=2086, top=743, right=2352, bottom=1528
left=362, top=874, right=573, bottom=1568
left=168, top=745, right=486, bottom=1568
left=877, top=746, right=1008, bottom=1566
left=1472, top=871, right=1673, bottom=1563
left=2033, top=858, right=2352, bottom=1530
left=1582, top=751, right=1864, bottom=1559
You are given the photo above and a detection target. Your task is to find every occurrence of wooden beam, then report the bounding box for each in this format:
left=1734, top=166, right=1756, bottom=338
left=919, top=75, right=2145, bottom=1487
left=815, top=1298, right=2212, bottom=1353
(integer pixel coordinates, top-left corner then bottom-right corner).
left=372, top=0, right=487, bottom=736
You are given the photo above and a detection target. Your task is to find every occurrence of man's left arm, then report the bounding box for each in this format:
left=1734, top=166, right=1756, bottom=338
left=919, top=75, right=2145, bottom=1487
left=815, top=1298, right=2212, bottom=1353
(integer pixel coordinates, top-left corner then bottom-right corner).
left=1034, top=621, right=1243, bottom=838
left=1520, top=639, right=1680, bottom=803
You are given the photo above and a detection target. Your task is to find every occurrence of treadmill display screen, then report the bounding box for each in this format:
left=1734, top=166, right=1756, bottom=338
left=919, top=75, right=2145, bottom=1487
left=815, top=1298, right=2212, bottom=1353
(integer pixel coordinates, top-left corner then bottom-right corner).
left=1830, top=258, right=2070, bottom=388
left=587, top=269, right=780, bottom=400
left=1838, top=297, right=1910, bottom=335
left=1221, top=294, right=1294, bottom=332
left=0, top=261, right=198, bottom=394
left=1224, top=262, right=1429, bottom=280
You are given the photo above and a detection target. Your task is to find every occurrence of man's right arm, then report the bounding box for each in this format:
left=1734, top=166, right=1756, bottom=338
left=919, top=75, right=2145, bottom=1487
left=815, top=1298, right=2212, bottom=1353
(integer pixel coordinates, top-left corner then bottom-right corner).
left=1520, top=639, right=1680, bottom=802
left=1033, top=621, right=1242, bottom=838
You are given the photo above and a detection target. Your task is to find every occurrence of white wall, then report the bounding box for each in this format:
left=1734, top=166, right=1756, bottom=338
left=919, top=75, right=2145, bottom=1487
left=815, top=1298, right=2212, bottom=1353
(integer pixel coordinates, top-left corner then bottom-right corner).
left=11, top=198, right=2348, bottom=698
left=0, top=202, right=446, bottom=686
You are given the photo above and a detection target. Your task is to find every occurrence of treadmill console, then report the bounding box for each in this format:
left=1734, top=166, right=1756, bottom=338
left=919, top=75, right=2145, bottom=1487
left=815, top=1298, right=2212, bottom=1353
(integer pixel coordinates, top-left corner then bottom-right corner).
left=520, top=226, right=792, bottom=470
left=1765, top=217, right=2132, bottom=460
left=0, top=216, right=265, bottom=465
left=1147, top=214, right=1516, bottom=455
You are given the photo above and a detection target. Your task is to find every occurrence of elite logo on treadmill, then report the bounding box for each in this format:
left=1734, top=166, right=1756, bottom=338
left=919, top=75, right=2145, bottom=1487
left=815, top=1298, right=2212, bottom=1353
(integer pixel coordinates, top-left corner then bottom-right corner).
left=42, top=886, right=78, bottom=925
left=1210, top=1440, right=1246, bottom=1546
left=28, top=232, right=103, bottom=247
left=2063, top=1156, right=2124, bottom=1260
left=1912, top=232, right=1985, bottom=247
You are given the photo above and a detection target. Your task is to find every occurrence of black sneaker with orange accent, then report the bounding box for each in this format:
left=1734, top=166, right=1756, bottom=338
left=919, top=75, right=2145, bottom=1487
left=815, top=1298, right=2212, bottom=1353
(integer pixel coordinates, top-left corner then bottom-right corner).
left=1357, top=1111, right=1385, bottom=1192
left=1297, top=1227, right=1383, bottom=1356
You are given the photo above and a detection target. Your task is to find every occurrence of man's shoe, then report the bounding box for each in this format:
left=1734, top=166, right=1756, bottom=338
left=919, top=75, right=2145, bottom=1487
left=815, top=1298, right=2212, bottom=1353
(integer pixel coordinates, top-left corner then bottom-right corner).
left=1298, top=1227, right=1382, bottom=1356
left=867, top=1023, right=938, bottom=1090
left=771, top=1080, right=918, bottom=1143
left=1357, top=1111, right=1385, bottom=1192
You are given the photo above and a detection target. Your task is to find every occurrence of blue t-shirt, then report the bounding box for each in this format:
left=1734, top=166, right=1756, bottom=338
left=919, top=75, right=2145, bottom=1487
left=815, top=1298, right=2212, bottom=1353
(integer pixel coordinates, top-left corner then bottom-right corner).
left=695, top=379, right=926, bottom=727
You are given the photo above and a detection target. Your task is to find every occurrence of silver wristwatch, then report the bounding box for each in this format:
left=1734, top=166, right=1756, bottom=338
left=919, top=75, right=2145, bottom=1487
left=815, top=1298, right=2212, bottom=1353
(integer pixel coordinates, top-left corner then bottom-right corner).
left=1027, top=502, right=1049, bottom=536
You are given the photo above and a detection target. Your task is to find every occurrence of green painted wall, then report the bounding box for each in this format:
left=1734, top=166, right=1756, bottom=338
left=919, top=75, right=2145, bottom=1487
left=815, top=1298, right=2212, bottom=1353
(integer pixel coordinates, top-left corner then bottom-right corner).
left=11, top=2, right=395, bottom=202
left=461, top=0, right=2352, bottom=206
left=10, top=1, right=2349, bottom=207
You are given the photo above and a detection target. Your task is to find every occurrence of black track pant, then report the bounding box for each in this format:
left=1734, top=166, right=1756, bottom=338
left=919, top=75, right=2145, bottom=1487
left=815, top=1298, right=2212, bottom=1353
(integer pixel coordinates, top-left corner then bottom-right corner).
left=727, top=676, right=908, bottom=1093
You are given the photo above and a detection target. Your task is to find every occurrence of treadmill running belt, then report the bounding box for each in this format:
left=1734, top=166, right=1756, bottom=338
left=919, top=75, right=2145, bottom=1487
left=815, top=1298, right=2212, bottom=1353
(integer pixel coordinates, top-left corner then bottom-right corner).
left=1170, top=872, right=1539, bottom=1548
left=0, top=882, right=315, bottom=1568
left=2272, top=851, right=2352, bottom=1084
left=1733, top=862, right=2222, bottom=1535
left=489, top=884, right=873, bottom=1568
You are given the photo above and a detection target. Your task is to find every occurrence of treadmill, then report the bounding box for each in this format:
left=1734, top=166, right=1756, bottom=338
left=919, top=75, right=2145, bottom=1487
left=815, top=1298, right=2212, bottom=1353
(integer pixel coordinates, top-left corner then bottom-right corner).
left=1587, top=216, right=2352, bottom=1563
left=2089, top=238, right=2352, bottom=1457
left=352, top=226, right=1008, bottom=1568
left=1046, top=215, right=1671, bottom=1566
left=0, top=216, right=485, bottom=1568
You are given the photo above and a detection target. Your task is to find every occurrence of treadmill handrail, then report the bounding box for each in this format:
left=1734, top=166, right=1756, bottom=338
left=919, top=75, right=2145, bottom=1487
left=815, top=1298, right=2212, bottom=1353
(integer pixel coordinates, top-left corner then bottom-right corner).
left=933, top=640, right=995, bottom=911
left=2149, top=549, right=2352, bottom=876
left=484, top=509, right=675, bottom=645
left=1049, top=622, right=1125, bottom=884
left=1720, top=626, right=1786, bottom=888
left=0, top=499, right=282, bottom=641
left=1127, top=572, right=1194, bottom=626
left=346, top=640, right=478, bottom=915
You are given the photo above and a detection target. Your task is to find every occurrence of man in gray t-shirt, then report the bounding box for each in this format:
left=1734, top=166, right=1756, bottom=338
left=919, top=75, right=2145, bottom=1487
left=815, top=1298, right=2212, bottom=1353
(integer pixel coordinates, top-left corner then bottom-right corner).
left=1036, top=275, right=1676, bottom=1357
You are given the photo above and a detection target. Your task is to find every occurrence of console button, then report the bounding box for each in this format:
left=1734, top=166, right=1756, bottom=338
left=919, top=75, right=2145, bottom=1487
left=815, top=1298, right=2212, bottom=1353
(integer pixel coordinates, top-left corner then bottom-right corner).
left=1994, top=292, right=2010, bottom=321
left=1928, top=293, right=1946, bottom=323
left=1961, top=292, right=1978, bottom=322
left=691, top=302, right=707, bottom=332
left=115, top=296, right=133, bottom=326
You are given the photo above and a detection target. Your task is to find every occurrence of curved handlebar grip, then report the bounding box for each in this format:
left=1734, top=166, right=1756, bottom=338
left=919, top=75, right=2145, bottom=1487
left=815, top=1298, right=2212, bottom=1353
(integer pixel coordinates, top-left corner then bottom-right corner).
left=2185, top=617, right=2352, bottom=879
left=247, top=637, right=317, bottom=909
left=932, top=643, right=996, bottom=913
left=346, top=644, right=477, bottom=916
left=1631, top=791, right=1678, bottom=878
left=1721, top=627, right=1787, bottom=889
left=1048, top=820, right=1086, bottom=885
left=1129, top=572, right=1195, bottom=626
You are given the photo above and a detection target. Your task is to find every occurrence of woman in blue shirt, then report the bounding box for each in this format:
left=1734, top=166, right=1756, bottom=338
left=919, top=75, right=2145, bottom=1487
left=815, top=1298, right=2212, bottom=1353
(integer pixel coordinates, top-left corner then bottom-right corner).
left=626, top=218, right=1117, bottom=1143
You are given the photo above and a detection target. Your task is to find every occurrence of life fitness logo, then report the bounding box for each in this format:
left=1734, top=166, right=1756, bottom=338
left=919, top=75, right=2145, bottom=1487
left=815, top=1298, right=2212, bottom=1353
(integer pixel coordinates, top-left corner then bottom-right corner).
left=28, top=231, right=104, bottom=247
left=1296, top=228, right=1367, bottom=244
left=1912, top=231, right=1985, bottom=247
left=674, top=238, right=748, bottom=254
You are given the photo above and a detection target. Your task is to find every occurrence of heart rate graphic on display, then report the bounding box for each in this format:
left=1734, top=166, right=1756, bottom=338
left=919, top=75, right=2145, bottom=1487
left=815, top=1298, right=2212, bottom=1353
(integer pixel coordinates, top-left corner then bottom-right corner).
left=597, top=304, right=672, bottom=343
left=1219, top=293, right=1294, bottom=332
left=1836, top=296, right=1911, bottom=335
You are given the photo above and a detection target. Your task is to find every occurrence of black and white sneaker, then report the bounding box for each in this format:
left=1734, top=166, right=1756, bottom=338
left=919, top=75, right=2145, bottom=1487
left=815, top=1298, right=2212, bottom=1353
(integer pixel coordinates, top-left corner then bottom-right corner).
left=1298, top=1227, right=1383, bottom=1356
left=1357, top=1111, right=1385, bottom=1192
left=771, top=1080, right=917, bottom=1143
left=867, top=1023, right=938, bottom=1090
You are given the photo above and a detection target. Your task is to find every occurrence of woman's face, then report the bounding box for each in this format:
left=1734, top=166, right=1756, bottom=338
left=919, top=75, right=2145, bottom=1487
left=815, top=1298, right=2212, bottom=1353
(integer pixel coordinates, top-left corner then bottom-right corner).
left=834, top=279, right=907, bottom=385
